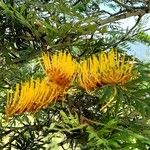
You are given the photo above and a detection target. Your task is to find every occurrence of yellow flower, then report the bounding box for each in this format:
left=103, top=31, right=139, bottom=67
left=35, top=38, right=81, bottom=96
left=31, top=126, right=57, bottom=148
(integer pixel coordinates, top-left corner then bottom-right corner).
left=78, top=50, right=134, bottom=91
left=99, top=50, right=134, bottom=85
left=5, top=78, right=62, bottom=118
left=78, top=55, right=102, bottom=91
left=41, top=51, right=76, bottom=89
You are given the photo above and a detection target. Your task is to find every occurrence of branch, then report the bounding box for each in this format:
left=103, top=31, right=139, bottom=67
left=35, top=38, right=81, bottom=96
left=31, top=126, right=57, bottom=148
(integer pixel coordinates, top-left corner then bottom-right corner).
left=112, top=15, right=142, bottom=48
left=99, top=10, right=112, bottom=16
left=97, top=7, right=150, bottom=26
left=113, top=0, right=132, bottom=9
left=93, top=16, right=142, bottom=54
left=72, top=0, right=81, bottom=6
left=132, top=28, right=150, bottom=37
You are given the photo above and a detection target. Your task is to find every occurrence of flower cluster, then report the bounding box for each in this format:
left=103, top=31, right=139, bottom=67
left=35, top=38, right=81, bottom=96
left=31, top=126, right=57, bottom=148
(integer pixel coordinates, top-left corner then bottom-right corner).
left=6, top=79, right=61, bottom=118
left=79, top=50, right=134, bottom=91
left=6, top=51, right=76, bottom=118
left=42, top=51, right=76, bottom=89
left=5, top=50, right=134, bottom=118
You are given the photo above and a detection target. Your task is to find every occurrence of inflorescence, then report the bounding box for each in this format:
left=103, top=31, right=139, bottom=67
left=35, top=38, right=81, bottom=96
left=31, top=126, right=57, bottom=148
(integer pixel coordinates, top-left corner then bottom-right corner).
left=5, top=49, right=135, bottom=118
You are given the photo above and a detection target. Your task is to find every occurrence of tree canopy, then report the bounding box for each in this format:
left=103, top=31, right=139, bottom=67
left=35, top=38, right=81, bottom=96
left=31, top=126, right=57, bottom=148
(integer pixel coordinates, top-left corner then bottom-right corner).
left=0, top=0, right=150, bottom=149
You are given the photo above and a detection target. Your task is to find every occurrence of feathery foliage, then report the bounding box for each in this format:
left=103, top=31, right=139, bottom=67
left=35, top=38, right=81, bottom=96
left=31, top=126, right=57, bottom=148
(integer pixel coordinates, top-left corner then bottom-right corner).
left=0, top=0, right=150, bottom=149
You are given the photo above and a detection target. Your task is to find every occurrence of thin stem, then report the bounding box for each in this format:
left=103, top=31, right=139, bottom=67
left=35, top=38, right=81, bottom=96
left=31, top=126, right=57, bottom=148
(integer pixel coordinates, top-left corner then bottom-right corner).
left=100, top=86, right=117, bottom=111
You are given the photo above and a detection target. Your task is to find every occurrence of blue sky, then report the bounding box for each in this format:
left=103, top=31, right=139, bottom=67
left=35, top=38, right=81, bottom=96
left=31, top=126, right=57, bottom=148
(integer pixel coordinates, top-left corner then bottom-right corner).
left=120, top=15, right=150, bottom=62
left=100, top=3, right=150, bottom=62
left=128, top=42, right=150, bottom=62
left=112, top=14, right=150, bottom=62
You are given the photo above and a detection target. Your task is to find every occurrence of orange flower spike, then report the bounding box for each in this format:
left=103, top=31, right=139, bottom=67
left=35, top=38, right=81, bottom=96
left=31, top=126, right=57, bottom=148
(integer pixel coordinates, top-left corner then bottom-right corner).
left=41, top=51, right=77, bottom=89
left=78, top=49, right=135, bottom=92
left=6, top=84, right=22, bottom=117
left=100, top=49, right=134, bottom=85
left=5, top=78, right=63, bottom=118
left=79, top=55, right=100, bottom=91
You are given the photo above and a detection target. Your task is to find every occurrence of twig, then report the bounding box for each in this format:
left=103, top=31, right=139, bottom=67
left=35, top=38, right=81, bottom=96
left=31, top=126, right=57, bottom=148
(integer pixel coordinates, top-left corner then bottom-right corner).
left=96, top=7, right=149, bottom=26
left=112, top=15, right=142, bottom=48
left=72, top=0, right=81, bottom=6
left=113, top=0, right=132, bottom=9
left=100, top=86, right=117, bottom=111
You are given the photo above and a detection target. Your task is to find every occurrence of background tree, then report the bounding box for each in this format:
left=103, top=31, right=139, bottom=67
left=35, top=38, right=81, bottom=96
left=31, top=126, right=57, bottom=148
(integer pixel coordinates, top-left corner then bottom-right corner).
left=0, top=0, right=150, bottom=149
